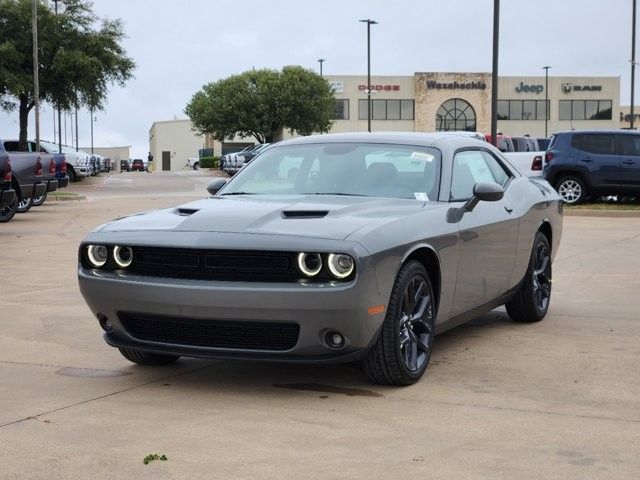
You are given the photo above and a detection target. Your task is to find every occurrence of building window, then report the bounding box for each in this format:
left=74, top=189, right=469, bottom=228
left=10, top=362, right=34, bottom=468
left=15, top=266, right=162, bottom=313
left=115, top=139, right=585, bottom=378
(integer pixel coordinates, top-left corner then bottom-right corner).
left=436, top=98, right=476, bottom=132
left=358, top=99, right=415, bottom=120
left=331, top=99, right=349, bottom=120
left=497, top=100, right=549, bottom=120
left=559, top=100, right=613, bottom=120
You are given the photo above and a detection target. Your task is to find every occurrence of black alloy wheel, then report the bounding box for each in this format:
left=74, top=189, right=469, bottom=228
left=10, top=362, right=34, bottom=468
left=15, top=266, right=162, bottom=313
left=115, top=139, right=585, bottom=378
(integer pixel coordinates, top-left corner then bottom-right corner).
left=363, top=260, right=436, bottom=385
left=506, top=231, right=552, bottom=322
left=0, top=197, right=18, bottom=223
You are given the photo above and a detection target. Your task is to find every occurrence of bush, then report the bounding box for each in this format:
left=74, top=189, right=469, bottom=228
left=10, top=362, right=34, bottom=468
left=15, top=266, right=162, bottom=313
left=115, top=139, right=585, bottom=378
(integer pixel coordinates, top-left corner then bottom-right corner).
left=199, top=156, right=219, bottom=169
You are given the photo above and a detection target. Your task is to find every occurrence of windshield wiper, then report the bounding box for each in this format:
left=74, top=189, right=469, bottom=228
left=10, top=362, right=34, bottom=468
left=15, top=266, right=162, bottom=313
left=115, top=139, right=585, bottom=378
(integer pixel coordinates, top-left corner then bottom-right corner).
left=220, top=192, right=255, bottom=196
left=301, top=192, right=368, bottom=197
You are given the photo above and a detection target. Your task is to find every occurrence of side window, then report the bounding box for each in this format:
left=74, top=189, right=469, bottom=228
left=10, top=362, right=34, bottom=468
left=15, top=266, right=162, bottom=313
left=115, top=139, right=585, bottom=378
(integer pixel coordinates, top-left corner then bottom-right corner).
left=579, top=134, right=616, bottom=155
left=450, top=150, right=510, bottom=201
left=619, top=135, right=640, bottom=157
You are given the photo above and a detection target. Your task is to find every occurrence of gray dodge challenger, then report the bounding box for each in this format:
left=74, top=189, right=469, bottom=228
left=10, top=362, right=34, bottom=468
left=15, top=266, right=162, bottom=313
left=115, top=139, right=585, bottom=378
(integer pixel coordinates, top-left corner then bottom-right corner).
left=78, top=132, right=562, bottom=385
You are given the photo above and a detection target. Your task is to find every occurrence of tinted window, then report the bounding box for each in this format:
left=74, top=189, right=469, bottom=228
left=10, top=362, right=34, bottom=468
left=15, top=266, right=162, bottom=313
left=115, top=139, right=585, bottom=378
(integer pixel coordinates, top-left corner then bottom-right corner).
left=578, top=134, right=616, bottom=155
left=450, top=150, right=510, bottom=201
left=386, top=100, right=400, bottom=120
left=619, top=135, right=640, bottom=156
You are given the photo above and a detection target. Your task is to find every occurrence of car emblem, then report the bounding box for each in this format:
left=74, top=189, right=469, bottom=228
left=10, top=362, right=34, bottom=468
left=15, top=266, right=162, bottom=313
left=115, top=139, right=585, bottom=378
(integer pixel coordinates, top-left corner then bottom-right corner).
left=561, top=83, right=572, bottom=94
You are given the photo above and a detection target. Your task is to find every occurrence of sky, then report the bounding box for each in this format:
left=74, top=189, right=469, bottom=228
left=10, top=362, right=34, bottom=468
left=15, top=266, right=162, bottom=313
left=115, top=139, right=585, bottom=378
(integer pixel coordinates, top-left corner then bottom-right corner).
left=0, top=0, right=637, bottom=158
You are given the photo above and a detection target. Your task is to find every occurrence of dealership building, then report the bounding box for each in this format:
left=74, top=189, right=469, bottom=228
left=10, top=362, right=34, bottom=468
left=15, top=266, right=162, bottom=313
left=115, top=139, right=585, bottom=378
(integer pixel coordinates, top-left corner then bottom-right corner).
left=150, top=72, right=624, bottom=171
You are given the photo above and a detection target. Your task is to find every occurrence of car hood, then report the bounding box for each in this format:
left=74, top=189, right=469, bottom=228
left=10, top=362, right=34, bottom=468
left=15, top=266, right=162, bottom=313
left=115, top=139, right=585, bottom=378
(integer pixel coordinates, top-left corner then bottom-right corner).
left=98, top=195, right=446, bottom=240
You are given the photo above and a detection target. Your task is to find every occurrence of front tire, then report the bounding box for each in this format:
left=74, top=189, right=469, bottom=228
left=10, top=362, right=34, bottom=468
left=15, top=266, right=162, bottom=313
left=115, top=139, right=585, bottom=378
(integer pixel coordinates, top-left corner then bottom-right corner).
left=362, top=261, right=436, bottom=386
left=556, top=175, right=586, bottom=204
left=506, top=232, right=552, bottom=323
left=16, top=197, right=33, bottom=213
left=32, top=191, right=47, bottom=206
left=67, top=167, right=77, bottom=182
left=193, top=162, right=200, bottom=170
left=118, top=347, right=180, bottom=366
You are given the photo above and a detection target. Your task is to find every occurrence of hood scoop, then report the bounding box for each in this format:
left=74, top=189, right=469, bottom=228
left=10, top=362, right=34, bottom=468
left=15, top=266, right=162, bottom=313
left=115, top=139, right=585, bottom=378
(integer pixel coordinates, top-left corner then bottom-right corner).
left=175, top=207, right=199, bottom=216
left=281, top=210, right=329, bottom=219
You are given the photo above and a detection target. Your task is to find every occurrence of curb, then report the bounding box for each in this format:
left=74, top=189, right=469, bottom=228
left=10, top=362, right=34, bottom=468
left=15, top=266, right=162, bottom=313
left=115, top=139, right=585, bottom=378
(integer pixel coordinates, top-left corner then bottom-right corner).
left=49, top=194, right=86, bottom=202
left=564, top=208, right=640, bottom=218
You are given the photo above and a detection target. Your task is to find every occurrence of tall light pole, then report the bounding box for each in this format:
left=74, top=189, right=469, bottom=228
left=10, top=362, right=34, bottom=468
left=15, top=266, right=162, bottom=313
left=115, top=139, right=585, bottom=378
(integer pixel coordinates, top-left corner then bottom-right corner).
left=359, top=19, right=377, bottom=133
left=75, top=103, right=79, bottom=151
left=490, top=0, right=499, bottom=146
left=90, top=107, right=95, bottom=154
left=631, top=0, right=637, bottom=129
left=32, top=0, right=41, bottom=152
left=318, top=58, right=325, bottom=77
left=543, top=66, right=551, bottom=137
left=54, top=0, right=62, bottom=152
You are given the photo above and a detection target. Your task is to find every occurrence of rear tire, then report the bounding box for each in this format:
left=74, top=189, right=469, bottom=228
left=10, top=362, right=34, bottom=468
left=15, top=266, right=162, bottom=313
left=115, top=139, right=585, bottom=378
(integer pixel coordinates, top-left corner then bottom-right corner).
left=32, top=191, right=47, bottom=206
left=16, top=197, right=33, bottom=213
left=362, top=260, right=436, bottom=386
left=506, top=232, right=552, bottom=323
left=0, top=197, right=18, bottom=223
left=118, top=347, right=180, bottom=366
left=555, top=175, right=586, bottom=204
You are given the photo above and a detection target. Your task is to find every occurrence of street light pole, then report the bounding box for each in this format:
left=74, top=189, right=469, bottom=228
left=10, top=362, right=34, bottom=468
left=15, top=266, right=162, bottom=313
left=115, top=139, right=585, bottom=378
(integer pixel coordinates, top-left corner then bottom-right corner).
left=490, top=0, right=500, bottom=147
left=32, top=0, right=40, bottom=153
left=318, top=58, right=325, bottom=77
left=54, top=0, right=62, bottom=152
left=90, top=107, right=94, bottom=154
left=359, top=19, right=377, bottom=133
left=632, top=0, right=637, bottom=129
left=543, top=66, right=551, bottom=137
left=75, top=103, right=79, bottom=151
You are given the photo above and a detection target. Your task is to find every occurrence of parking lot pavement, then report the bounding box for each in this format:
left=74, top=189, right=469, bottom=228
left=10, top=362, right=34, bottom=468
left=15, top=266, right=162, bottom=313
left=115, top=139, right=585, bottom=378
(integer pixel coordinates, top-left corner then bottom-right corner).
left=1, top=172, right=639, bottom=479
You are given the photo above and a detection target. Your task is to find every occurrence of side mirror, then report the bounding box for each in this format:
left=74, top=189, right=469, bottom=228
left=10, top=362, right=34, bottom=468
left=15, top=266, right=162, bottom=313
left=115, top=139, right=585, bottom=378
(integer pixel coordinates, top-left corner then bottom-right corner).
left=207, top=178, right=227, bottom=196
left=464, top=182, right=505, bottom=211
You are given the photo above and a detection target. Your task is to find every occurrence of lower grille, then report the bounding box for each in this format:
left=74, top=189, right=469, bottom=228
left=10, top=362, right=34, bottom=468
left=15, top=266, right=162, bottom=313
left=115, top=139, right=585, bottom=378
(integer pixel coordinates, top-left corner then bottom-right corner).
left=119, top=312, right=299, bottom=351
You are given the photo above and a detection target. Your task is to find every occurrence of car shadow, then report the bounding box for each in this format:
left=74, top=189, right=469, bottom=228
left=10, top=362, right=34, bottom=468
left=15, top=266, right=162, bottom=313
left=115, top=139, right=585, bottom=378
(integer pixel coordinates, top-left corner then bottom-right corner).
left=128, top=309, right=516, bottom=397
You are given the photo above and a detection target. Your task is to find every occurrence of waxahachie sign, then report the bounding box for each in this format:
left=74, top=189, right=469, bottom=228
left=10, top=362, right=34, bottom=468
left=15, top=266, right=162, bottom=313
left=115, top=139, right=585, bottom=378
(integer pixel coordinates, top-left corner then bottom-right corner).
left=425, top=80, right=486, bottom=90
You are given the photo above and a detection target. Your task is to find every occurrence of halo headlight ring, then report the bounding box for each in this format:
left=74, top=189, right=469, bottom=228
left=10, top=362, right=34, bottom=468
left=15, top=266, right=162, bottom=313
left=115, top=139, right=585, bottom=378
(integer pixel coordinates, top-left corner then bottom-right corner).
left=87, top=244, right=108, bottom=268
left=327, top=253, right=355, bottom=279
left=113, top=245, right=133, bottom=268
left=297, top=252, right=322, bottom=277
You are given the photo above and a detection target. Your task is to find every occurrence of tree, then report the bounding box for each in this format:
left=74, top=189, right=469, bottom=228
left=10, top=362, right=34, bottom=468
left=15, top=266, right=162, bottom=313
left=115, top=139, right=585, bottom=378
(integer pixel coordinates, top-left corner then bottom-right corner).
left=185, top=66, right=334, bottom=143
left=0, top=0, right=135, bottom=149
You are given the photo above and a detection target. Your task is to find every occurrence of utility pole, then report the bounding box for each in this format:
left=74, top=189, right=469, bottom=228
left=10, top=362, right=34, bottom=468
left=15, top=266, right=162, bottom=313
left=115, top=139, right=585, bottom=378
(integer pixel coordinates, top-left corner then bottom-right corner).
left=75, top=103, right=79, bottom=151
left=90, top=107, right=94, bottom=154
left=318, top=58, right=325, bottom=77
left=359, top=19, right=378, bottom=133
left=32, top=0, right=40, bottom=152
left=543, top=66, right=551, bottom=137
left=632, top=0, right=637, bottom=129
left=490, top=0, right=500, bottom=146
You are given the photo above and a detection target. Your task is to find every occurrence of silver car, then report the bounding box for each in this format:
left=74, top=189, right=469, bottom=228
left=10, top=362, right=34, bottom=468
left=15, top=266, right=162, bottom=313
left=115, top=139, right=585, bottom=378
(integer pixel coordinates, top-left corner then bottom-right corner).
left=78, top=132, right=562, bottom=385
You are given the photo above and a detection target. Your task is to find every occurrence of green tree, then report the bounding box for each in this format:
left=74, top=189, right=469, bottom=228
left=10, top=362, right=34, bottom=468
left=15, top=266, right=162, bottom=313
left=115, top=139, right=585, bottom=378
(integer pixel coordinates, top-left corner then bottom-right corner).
left=185, top=66, right=334, bottom=143
left=0, top=0, right=135, bottom=148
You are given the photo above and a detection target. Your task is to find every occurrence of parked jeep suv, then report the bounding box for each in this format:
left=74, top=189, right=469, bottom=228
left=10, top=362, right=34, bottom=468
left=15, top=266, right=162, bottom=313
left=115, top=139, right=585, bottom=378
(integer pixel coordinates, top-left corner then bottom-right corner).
left=543, top=130, right=640, bottom=204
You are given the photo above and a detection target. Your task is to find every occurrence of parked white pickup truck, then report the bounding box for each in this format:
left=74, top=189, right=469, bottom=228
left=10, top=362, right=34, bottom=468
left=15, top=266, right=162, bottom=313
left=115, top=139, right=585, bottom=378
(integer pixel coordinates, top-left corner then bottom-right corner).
left=503, top=152, right=544, bottom=177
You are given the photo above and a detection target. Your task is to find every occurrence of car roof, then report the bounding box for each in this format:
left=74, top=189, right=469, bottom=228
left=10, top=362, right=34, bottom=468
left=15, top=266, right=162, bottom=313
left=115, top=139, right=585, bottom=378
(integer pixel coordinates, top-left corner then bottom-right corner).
left=276, top=132, right=488, bottom=150
left=554, top=129, right=639, bottom=136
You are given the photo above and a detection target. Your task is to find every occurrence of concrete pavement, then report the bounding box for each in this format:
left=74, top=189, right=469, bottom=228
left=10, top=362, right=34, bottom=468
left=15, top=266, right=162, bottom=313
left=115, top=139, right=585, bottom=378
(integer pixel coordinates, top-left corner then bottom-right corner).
left=1, top=172, right=638, bottom=479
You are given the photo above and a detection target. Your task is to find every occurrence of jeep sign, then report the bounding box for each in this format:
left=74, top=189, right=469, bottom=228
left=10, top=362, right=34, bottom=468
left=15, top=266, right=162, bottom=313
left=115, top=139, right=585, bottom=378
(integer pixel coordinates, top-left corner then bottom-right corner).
left=515, top=82, right=544, bottom=94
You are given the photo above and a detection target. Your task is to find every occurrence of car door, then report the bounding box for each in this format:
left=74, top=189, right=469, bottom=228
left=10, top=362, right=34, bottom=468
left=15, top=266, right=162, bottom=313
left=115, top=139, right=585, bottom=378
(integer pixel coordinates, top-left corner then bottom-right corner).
left=572, top=133, right=620, bottom=191
left=617, top=134, right=640, bottom=192
left=449, top=149, right=519, bottom=316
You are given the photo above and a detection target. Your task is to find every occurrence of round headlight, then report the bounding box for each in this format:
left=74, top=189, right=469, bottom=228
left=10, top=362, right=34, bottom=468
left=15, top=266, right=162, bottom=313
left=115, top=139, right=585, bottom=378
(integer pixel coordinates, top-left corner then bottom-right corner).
left=113, top=245, right=133, bottom=268
left=87, top=244, right=108, bottom=267
left=327, top=253, right=355, bottom=279
left=297, top=252, right=322, bottom=277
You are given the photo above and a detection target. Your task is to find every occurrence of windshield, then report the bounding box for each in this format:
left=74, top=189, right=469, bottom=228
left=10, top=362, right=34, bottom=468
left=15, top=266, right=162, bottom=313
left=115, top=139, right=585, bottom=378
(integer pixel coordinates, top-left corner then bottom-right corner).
left=220, top=142, right=441, bottom=200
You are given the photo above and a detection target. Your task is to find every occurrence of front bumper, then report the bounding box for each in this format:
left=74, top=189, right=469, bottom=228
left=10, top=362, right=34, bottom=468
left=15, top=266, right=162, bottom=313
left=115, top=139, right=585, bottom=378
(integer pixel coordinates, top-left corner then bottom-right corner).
left=78, top=250, right=385, bottom=363
left=0, top=188, right=16, bottom=208
left=75, top=166, right=90, bottom=177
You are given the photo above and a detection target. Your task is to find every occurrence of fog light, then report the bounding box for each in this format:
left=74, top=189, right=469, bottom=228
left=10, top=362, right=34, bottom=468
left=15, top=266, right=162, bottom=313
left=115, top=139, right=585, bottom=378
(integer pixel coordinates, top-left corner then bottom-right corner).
left=297, top=252, right=322, bottom=277
left=327, top=253, right=354, bottom=279
left=113, top=245, right=133, bottom=268
left=97, top=314, right=113, bottom=332
left=325, top=330, right=345, bottom=349
left=87, top=245, right=108, bottom=267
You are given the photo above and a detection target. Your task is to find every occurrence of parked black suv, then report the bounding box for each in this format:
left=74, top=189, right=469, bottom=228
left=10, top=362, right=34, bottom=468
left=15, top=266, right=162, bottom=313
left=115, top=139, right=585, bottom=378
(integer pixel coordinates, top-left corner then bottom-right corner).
left=543, top=130, right=640, bottom=204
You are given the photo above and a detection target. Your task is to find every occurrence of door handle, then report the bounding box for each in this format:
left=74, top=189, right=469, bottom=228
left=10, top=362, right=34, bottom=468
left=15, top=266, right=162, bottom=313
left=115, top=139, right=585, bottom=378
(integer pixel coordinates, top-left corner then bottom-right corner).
left=505, top=206, right=514, bottom=214
left=580, top=158, right=594, bottom=163
left=622, top=159, right=635, bottom=165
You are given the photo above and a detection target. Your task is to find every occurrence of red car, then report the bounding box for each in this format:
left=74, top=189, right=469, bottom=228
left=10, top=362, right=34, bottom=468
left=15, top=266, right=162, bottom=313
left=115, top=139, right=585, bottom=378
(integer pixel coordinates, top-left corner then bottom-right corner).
left=131, top=159, right=146, bottom=172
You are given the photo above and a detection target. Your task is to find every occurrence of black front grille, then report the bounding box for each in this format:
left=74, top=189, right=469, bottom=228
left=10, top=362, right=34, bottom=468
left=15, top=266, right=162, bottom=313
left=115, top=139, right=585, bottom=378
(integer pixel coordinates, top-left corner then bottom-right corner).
left=119, top=312, right=300, bottom=351
left=129, top=247, right=298, bottom=282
